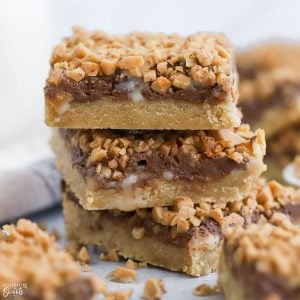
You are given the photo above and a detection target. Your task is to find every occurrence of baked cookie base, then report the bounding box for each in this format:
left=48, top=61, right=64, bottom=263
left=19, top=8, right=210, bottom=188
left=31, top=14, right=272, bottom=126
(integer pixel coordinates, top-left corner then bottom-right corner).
left=52, top=129, right=266, bottom=211
left=63, top=193, right=221, bottom=277
left=45, top=97, right=241, bottom=130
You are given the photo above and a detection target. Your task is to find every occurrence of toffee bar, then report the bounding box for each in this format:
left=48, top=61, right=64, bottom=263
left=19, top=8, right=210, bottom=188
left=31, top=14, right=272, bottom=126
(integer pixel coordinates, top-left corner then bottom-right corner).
left=219, top=213, right=300, bottom=300
left=52, top=125, right=266, bottom=211
left=63, top=179, right=300, bottom=277
left=237, top=42, right=300, bottom=138
left=45, top=27, right=240, bottom=130
left=0, top=219, right=105, bottom=299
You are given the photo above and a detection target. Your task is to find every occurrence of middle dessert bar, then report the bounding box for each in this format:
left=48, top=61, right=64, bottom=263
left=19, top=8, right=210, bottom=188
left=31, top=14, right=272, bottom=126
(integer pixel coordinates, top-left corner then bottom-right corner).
left=52, top=125, right=266, bottom=211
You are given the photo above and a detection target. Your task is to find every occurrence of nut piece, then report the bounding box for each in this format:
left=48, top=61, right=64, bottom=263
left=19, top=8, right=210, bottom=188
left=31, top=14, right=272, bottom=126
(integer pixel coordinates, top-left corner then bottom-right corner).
left=81, top=61, right=100, bottom=76
left=77, top=246, right=91, bottom=264
left=101, top=59, right=117, bottom=75
left=151, top=76, right=171, bottom=94
left=118, top=56, right=144, bottom=69
left=194, top=284, right=220, bottom=296
left=66, top=67, right=85, bottom=82
left=143, top=278, right=165, bottom=300
left=176, top=217, right=190, bottom=233
left=108, top=266, right=136, bottom=283
left=174, top=196, right=194, bottom=211
left=90, top=148, right=107, bottom=164
left=209, top=208, right=224, bottom=224
left=171, top=73, right=192, bottom=89
left=143, top=70, right=157, bottom=82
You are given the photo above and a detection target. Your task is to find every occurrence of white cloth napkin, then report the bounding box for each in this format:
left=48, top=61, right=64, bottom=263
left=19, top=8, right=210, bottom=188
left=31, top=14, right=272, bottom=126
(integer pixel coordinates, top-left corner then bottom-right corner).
left=0, top=158, right=61, bottom=224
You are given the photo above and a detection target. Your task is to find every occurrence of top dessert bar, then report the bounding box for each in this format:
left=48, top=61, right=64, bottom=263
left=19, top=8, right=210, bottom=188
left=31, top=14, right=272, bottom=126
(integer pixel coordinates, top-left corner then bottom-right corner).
left=238, top=42, right=300, bottom=138
left=45, top=27, right=240, bottom=130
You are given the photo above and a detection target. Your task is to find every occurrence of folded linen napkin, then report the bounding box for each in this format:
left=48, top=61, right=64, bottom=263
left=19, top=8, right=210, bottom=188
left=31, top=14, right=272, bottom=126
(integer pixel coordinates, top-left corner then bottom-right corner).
left=0, top=158, right=61, bottom=223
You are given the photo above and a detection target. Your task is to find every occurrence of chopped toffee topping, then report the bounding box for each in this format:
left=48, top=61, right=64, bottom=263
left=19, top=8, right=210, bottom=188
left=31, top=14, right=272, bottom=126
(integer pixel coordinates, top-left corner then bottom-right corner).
left=45, top=27, right=238, bottom=104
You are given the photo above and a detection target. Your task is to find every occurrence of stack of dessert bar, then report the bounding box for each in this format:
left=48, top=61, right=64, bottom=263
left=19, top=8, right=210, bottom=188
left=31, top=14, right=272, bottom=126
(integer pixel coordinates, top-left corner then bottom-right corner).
left=237, top=42, right=300, bottom=182
left=45, top=27, right=267, bottom=276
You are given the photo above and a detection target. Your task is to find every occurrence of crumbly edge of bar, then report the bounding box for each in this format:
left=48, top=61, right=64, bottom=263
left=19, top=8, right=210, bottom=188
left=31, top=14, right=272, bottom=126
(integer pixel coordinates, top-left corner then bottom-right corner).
left=64, top=177, right=300, bottom=239
left=268, top=122, right=300, bottom=167
left=61, top=125, right=265, bottom=185
left=224, top=212, right=300, bottom=286
left=46, top=27, right=237, bottom=98
left=0, top=219, right=105, bottom=299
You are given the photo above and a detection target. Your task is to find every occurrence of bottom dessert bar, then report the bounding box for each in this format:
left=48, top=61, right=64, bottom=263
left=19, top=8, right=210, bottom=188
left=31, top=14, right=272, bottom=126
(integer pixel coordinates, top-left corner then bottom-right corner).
left=63, top=179, right=300, bottom=276
left=219, top=213, right=300, bottom=300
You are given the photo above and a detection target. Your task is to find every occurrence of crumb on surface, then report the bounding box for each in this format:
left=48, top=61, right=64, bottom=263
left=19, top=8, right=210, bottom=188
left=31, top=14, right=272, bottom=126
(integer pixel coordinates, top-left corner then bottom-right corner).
left=77, top=246, right=91, bottom=264
left=81, top=263, right=91, bottom=272
left=105, top=288, right=133, bottom=300
left=143, top=278, right=166, bottom=300
left=108, top=266, right=136, bottom=283
left=194, top=283, right=220, bottom=296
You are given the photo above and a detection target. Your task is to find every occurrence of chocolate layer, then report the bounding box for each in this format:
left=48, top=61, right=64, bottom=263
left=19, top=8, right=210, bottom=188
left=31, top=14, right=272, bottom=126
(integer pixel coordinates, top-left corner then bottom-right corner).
left=45, top=72, right=227, bottom=104
left=60, top=129, right=247, bottom=189
left=224, top=245, right=300, bottom=299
